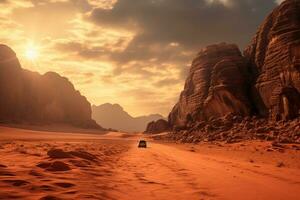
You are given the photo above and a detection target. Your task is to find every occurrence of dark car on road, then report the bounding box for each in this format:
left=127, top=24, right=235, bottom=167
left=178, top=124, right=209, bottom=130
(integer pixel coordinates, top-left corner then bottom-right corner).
left=138, top=140, right=147, bottom=148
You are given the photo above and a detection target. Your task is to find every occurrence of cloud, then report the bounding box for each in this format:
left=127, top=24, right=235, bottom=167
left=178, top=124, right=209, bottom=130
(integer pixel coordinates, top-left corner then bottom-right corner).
left=53, top=0, right=279, bottom=115
left=12, top=2, right=76, bottom=39
left=89, top=0, right=277, bottom=50
left=0, top=0, right=280, bottom=116
left=87, top=0, right=278, bottom=80
left=154, top=78, right=179, bottom=87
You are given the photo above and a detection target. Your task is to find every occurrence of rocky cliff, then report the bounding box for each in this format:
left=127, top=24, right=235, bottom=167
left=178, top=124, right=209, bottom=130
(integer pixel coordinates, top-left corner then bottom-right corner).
left=154, top=0, right=300, bottom=141
left=169, top=43, right=252, bottom=129
left=244, top=0, right=300, bottom=121
left=0, top=44, right=101, bottom=129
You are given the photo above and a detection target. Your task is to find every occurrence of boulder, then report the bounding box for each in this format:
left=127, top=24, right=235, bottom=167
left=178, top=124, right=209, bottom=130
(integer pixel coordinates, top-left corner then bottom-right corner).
left=144, top=119, right=170, bottom=134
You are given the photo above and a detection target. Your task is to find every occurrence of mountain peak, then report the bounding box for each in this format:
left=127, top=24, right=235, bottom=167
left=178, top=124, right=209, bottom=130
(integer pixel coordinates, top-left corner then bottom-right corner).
left=0, top=44, right=16, bottom=60
left=0, top=44, right=101, bottom=129
left=92, top=103, right=165, bottom=132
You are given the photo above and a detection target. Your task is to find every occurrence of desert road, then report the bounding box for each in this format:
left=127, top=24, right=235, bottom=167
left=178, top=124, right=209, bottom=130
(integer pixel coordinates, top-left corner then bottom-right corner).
left=114, top=142, right=300, bottom=200
left=0, top=126, right=300, bottom=200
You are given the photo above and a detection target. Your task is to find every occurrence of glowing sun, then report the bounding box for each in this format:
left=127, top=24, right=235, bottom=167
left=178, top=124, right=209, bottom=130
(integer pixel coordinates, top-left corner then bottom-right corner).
left=25, top=46, right=39, bottom=60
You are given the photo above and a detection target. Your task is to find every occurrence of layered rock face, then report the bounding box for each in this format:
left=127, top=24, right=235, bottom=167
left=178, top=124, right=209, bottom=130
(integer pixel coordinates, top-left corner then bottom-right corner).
left=169, top=43, right=251, bottom=129
left=244, top=0, right=300, bottom=120
left=0, top=44, right=100, bottom=129
left=144, top=119, right=170, bottom=134
left=160, top=0, right=300, bottom=142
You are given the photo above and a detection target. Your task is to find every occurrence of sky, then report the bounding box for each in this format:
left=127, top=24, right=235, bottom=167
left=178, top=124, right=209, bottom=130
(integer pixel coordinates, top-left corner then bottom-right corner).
left=0, top=0, right=283, bottom=117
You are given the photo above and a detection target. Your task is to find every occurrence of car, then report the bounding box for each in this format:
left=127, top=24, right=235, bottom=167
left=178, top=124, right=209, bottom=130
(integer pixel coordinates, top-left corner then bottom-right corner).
left=138, top=140, right=147, bottom=148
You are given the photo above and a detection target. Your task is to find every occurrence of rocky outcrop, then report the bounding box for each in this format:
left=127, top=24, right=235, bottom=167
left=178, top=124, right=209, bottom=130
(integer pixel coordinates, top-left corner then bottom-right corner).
left=92, top=103, right=165, bottom=132
left=0, top=44, right=101, bottom=129
left=162, top=0, right=300, bottom=143
left=144, top=119, right=170, bottom=134
left=169, top=43, right=251, bottom=129
left=244, top=0, right=300, bottom=120
left=0, top=44, right=25, bottom=122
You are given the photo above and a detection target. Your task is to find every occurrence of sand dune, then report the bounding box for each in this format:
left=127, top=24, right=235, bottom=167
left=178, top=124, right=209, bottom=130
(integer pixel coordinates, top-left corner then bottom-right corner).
left=0, top=126, right=132, bottom=200
left=0, top=126, right=300, bottom=200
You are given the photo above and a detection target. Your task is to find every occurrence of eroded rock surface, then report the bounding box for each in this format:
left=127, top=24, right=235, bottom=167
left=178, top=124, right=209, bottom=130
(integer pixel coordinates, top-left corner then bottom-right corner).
left=244, top=0, right=300, bottom=120
left=169, top=43, right=251, bottom=129
left=160, top=1, right=300, bottom=143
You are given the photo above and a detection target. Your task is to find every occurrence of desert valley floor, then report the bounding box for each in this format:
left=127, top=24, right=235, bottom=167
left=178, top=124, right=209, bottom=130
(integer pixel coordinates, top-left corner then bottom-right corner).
left=0, top=126, right=300, bottom=200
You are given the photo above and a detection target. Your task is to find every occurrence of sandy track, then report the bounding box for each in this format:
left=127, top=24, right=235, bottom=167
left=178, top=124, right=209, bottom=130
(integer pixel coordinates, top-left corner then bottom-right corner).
left=112, top=142, right=300, bottom=200
left=0, top=126, right=300, bottom=200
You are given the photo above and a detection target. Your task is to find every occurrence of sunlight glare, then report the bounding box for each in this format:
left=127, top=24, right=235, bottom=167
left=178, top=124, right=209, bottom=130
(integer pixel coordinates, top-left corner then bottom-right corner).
left=25, top=45, right=39, bottom=61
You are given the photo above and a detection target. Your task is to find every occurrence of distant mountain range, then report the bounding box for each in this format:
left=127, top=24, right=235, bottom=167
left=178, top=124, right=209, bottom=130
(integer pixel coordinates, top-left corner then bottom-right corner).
left=92, top=103, right=165, bottom=132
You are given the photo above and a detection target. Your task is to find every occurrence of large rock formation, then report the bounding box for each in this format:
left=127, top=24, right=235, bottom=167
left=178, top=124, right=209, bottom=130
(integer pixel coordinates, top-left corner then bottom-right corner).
left=0, top=44, right=101, bottom=129
left=159, top=0, right=300, bottom=143
left=244, top=0, right=300, bottom=121
left=0, top=45, right=25, bottom=121
left=92, top=103, right=165, bottom=132
left=144, top=119, right=170, bottom=134
left=169, top=43, right=251, bottom=129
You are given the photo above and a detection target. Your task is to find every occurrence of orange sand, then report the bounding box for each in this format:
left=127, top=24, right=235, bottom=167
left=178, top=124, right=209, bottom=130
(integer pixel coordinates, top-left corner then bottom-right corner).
left=0, top=126, right=299, bottom=200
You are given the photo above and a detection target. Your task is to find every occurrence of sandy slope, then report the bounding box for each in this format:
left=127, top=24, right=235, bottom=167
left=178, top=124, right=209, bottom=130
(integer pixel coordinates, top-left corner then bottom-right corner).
left=0, top=126, right=300, bottom=200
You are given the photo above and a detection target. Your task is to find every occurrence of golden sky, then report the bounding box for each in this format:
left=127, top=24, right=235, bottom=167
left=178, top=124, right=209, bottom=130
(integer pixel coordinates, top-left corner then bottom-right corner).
left=0, top=0, right=280, bottom=116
